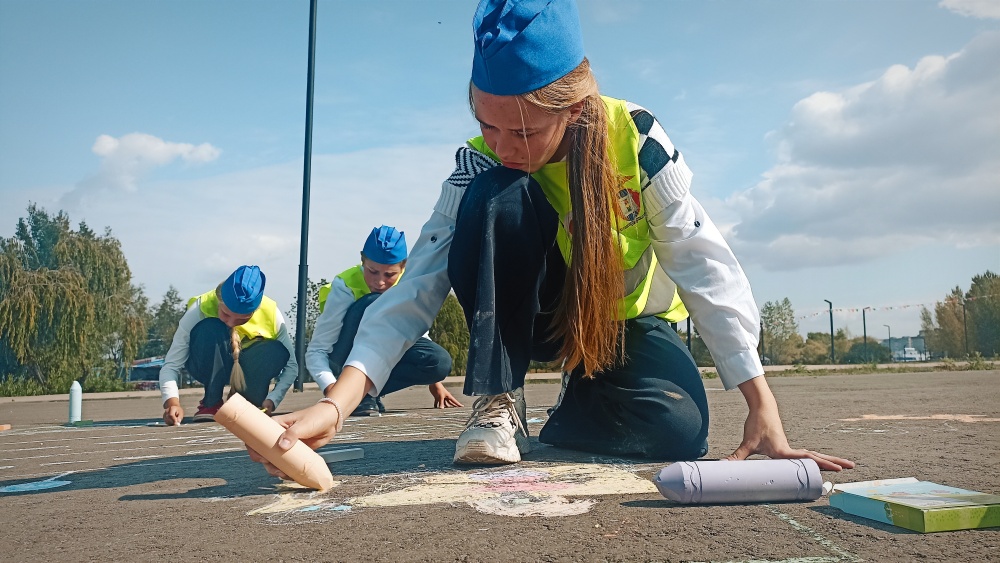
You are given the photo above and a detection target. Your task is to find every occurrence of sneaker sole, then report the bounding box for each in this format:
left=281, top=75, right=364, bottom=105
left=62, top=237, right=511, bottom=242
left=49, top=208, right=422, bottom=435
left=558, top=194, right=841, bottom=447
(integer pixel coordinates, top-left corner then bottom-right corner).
left=191, top=414, right=216, bottom=423
left=453, top=439, right=521, bottom=465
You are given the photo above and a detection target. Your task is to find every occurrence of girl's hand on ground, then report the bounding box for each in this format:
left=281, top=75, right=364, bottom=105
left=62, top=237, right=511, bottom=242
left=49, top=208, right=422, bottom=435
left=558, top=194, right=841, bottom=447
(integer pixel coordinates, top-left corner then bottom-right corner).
left=730, top=376, right=855, bottom=471
left=727, top=403, right=856, bottom=471
left=163, top=405, right=183, bottom=426
left=429, top=382, right=464, bottom=408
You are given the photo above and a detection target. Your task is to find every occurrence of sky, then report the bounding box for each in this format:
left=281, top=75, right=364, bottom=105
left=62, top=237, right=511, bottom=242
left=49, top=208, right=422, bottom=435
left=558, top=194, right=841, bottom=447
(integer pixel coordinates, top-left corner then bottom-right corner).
left=1, top=0, right=998, bottom=342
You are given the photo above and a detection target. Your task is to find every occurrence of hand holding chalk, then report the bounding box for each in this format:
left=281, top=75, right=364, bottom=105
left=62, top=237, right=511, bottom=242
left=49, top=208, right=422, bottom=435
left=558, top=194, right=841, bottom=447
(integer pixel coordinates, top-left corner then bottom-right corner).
left=215, top=394, right=335, bottom=491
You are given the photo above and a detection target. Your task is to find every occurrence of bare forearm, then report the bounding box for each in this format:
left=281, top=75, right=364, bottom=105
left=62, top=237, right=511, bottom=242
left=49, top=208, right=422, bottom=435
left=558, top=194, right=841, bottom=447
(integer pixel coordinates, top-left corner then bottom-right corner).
left=737, top=375, right=777, bottom=413
left=323, top=365, right=374, bottom=414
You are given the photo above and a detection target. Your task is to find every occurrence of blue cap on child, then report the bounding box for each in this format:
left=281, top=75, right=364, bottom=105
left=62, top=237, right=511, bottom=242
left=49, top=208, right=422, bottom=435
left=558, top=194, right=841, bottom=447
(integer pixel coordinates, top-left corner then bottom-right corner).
left=363, top=225, right=407, bottom=265
left=471, top=0, right=586, bottom=96
left=220, top=265, right=265, bottom=315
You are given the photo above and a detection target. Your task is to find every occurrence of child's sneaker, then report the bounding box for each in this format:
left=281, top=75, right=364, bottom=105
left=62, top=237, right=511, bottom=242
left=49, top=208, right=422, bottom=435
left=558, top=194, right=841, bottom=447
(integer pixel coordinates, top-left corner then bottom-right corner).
left=192, top=400, right=223, bottom=422
left=454, top=387, right=529, bottom=465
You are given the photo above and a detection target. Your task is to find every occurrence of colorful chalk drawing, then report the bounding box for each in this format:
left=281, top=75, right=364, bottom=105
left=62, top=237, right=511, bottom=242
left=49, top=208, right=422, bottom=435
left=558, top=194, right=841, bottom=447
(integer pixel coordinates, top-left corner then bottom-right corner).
left=247, top=481, right=355, bottom=525
left=246, top=463, right=657, bottom=524
left=840, top=414, right=1000, bottom=423
left=0, top=471, right=73, bottom=493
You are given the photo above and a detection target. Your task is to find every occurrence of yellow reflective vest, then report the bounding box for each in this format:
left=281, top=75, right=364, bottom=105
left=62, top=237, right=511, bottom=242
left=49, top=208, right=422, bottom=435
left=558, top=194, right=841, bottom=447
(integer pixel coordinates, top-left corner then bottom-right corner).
left=187, top=290, right=280, bottom=343
left=467, top=96, right=688, bottom=322
left=317, top=264, right=404, bottom=313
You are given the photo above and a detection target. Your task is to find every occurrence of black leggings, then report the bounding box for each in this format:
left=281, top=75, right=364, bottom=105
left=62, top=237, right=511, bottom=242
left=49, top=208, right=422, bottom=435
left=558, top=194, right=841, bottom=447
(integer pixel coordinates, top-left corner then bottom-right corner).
left=448, top=166, right=709, bottom=460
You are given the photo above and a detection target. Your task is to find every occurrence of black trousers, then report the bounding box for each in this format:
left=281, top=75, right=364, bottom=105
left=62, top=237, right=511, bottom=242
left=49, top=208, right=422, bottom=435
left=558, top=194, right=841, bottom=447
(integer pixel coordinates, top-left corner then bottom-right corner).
left=327, top=293, right=452, bottom=396
left=447, top=166, right=710, bottom=460
left=186, top=317, right=289, bottom=407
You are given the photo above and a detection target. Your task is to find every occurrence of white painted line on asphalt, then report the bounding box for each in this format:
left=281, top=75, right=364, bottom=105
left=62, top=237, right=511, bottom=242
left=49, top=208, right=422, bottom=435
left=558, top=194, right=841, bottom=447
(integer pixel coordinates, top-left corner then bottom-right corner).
left=39, top=460, right=88, bottom=466
left=765, top=504, right=862, bottom=563
left=0, top=426, right=225, bottom=445
left=184, top=447, right=243, bottom=455
left=2, top=445, right=70, bottom=453
left=0, top=437, right=246, bottom=462
left=693, top=557, right=841, bottom=563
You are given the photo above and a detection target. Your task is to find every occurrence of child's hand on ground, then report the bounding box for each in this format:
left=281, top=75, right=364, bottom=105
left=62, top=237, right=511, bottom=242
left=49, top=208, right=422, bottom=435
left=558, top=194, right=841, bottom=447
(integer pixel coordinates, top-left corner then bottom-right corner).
left=429, top=382, right=463, bottom=408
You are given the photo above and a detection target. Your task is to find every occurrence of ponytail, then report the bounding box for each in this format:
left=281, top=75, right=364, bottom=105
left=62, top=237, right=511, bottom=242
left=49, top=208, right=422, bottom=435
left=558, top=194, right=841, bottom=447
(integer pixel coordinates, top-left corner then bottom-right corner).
left=227, top=328, right=246, bottom=398
left=214, top=284, right=247, bottom=397
left=522, top=59, right=625, bottom=376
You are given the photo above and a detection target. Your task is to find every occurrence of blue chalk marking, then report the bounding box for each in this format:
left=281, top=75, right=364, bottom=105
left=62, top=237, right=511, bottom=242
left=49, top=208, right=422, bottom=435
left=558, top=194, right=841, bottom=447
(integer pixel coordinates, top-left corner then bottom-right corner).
left=0, top=472, right=73, bottom=493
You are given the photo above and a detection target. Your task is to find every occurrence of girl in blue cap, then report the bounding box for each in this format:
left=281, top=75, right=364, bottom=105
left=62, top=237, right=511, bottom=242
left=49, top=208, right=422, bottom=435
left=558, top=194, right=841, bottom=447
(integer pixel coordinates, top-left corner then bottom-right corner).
left=305, top=225, right=461, bottom=416
left=250, top=0, right=853, bottom=474
left=159, top=265, right=298, bottom=424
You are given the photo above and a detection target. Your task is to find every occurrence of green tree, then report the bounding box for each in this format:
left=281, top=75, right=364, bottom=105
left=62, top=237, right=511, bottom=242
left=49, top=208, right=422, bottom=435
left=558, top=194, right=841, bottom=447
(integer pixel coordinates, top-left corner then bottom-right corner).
left=0, top=205, right=145, bottom=393
left=140, top=286, right=185, bottom=357
left=797, top=332, right=832, bottom=364
left=284, top=277, right=330, bottom=345
left=430, top=293, right=470, bottom=377
left=841, top=338, right=891, bottom=364
left=967, top=271, right=1000, bottom=357
left=920, top=306, right=938, bottom=358
left=760, top=298, right=802, bottom=365
left=933, top=287, right=970, bottom=358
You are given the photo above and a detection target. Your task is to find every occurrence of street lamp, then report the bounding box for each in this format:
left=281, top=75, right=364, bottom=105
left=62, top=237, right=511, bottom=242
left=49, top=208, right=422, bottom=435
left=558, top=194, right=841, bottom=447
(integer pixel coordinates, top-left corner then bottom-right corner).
left=824, top=299, right=835, bottom=364
left=862, top=306, right=871, bottom=363
left=884, top=324, right=892, bottom=362
left=962, top=300, right=969, bottom=357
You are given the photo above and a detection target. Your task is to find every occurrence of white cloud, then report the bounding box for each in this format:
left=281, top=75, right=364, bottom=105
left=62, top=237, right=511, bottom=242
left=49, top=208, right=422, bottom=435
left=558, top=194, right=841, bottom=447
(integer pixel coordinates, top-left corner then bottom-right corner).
left=39, top=143, right=456, bottom=312
left=723, top=32, right=1000, bottom=271
left=61, top=133, right=220, bottom=208
left=940, top=0, right=1000, bottom=19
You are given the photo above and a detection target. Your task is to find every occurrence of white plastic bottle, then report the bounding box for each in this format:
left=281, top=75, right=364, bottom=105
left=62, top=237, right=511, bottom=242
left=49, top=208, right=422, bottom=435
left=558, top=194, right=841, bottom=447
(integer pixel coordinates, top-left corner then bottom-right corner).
left=68, top=381, right=82, bottom=424
left=653, top=459, right=824, bottom=504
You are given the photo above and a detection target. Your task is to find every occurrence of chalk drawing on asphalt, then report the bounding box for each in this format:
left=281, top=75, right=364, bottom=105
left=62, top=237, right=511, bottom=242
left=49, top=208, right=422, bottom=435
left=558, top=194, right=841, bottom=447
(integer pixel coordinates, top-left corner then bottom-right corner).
left=246, top=463, right=655, bottom=524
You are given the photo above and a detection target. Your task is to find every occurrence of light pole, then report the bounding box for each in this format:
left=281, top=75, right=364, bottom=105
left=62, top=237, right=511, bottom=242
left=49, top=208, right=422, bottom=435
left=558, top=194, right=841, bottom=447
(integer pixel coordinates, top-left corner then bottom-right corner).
left=884, top=324, right=892, bottom=362
left=293, top=0, right=320, bottom=392
left=962, top=300, right=969, bottom=357
left=862, top=306, right=871, bottom=363
left=824, top=299, right=835, bottom=364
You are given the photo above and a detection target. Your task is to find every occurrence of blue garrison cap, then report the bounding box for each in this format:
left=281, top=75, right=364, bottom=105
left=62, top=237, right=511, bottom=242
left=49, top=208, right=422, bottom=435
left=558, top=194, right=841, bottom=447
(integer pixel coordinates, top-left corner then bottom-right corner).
left=472, top=0, right=585, bottom=96
left=363, top=225, right=407, bottom=265
left=220, top=265, right=265, bottom=315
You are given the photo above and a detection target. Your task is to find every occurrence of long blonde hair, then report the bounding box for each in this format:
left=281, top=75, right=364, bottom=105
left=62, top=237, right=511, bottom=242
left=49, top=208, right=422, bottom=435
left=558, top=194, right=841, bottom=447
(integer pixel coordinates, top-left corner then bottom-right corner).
left=215, top=286, right=247, bottom=396
left=474, top=59, right=626, bottom=376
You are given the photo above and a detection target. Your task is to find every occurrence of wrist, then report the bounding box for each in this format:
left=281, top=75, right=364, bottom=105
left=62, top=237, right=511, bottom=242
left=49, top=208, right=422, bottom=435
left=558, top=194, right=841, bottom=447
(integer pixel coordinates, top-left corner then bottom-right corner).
left=317, top=397, right=344, bottom=432
left=737, top=376, right=777, bottom=412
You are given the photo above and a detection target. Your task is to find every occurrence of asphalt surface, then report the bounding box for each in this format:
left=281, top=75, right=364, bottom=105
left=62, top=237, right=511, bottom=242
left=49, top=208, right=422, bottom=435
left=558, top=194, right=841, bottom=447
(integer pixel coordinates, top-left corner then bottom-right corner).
left=1, top=370, right=998, bottom=562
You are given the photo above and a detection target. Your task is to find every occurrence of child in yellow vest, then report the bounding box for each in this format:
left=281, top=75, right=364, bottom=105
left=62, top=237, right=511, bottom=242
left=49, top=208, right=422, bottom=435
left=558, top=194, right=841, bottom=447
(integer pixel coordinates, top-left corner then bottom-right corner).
left=158, top=265, right=298, bottom=424
left=305, top=226, right=461, bottom=416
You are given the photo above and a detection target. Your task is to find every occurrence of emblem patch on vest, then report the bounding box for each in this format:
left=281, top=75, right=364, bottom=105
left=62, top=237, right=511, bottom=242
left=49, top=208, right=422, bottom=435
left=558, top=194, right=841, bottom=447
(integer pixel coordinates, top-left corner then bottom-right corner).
left=615, top=180, right=642, bottom=226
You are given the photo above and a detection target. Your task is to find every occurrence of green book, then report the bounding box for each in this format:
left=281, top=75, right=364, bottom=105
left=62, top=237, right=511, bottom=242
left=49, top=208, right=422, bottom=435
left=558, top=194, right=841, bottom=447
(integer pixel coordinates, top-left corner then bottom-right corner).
left=830, top=477, right=1000, bottom=533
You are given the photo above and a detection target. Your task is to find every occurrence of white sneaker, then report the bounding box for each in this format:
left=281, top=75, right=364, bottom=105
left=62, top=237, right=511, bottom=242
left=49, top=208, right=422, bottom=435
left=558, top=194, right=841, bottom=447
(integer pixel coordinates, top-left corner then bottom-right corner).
left=454, top=387, right=530, bottom=465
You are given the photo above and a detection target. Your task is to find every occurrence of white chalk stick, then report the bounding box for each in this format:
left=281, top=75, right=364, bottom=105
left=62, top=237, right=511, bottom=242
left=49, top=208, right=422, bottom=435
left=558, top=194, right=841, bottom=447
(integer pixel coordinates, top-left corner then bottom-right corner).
left=318, top=447, right=365, bottom=463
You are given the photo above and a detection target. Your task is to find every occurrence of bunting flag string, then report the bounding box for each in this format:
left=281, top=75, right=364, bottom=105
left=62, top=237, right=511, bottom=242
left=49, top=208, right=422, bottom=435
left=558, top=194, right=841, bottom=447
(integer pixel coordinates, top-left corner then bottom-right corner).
left=795, top=293, right=1000, bottom=320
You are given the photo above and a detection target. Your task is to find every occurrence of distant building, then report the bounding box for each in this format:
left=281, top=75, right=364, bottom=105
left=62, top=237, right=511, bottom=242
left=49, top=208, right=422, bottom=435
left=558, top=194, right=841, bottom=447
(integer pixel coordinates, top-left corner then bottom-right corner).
left=881, top=336, right=928, bottom=362
left=129, top=356, right=165, bottom=381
